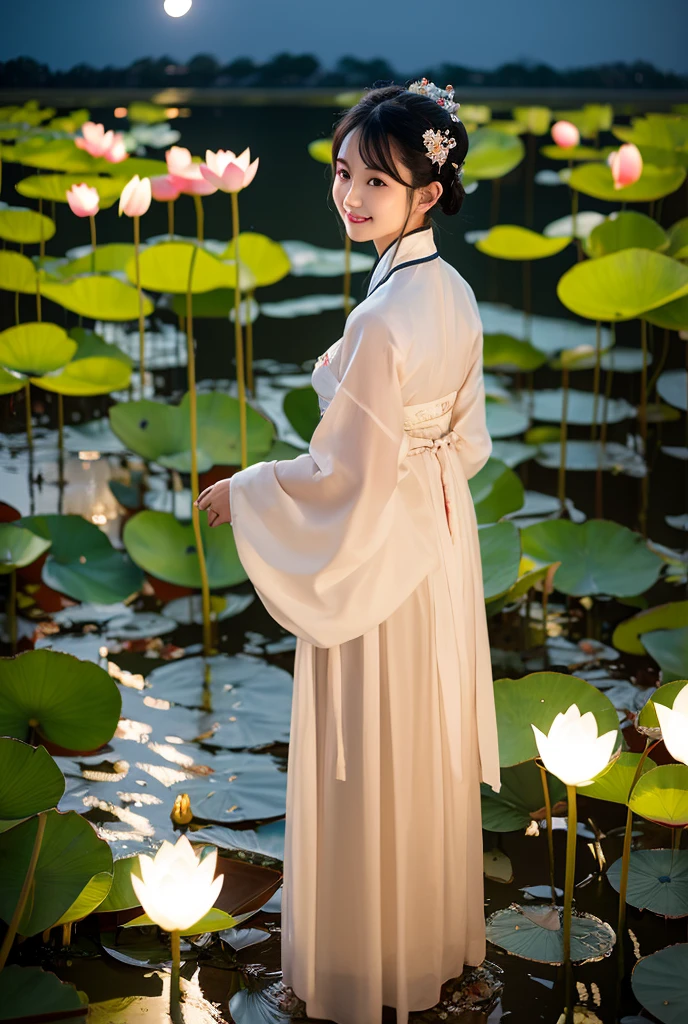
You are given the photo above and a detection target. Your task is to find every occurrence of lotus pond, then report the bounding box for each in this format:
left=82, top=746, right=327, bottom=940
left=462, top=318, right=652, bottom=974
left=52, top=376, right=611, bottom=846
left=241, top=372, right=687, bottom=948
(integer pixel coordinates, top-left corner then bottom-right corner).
left=0, top=93, right=687, bottom=1024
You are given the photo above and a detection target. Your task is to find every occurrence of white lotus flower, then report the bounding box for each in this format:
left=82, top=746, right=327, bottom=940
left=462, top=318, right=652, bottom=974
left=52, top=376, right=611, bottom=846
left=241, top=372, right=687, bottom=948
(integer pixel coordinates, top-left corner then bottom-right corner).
left=131, top=833, right=223, bottom=932
left=531, top=703, right=618, bottom=787
left=655, top=685, right=688, bottom=767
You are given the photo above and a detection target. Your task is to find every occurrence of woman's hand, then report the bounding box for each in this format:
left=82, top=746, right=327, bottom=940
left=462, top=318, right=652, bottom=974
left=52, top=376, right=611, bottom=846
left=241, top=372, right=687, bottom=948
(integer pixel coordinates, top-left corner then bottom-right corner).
left=194, top=479, right=232, bottom=527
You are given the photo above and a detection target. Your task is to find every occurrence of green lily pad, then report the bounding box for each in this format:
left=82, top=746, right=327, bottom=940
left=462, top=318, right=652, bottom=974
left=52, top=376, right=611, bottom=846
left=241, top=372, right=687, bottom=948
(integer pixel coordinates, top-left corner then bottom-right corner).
left=129, top=241, right=237, bottom=294
left=629, top=764, right=688, bottom=827
left=16, top=513, right=145, bottom=604
left=612, top=602, right=688, bottom=655
left=0, top=250, right=38, bottom=293
left=0, top=965, right=86, bottom=1022
left=493, top=670, right=619, bottom=767
left=41, top=275, right=155, bottom=321
left=0, top=522, right=51, bottom=572
left=0, top=648, right=121, bottom=751
left=549, top=344, right=615, bottom=371
left=15, top=173, right=124, bottom=208
left=479, top=520, right=522, bottom=601
left=475, top=225, right=571, bottom=260
left=486, top=905, right=616, bottom=964
left=644, top=293, right=688, bottom=331
left=0, top=739, right=65, bottom=823
left=464, top=128, right=525, bottom=180
left=109, top=392, right=274, bottom=472
left=607, top=849, right=688, bottom=917
left=471, top=458, right=525, bottom=525
left=667, top=217, right=688, bottom=260
left=123, top=905, right=237, bottom=936
left=557, top=248, right=688, bottom=321
left=641, top=626, right=688, bottom=683
left=481, top=759, right=566, bottom=831
left=0, top=322, right=76, bottom=376
left=614, top=114, right=688, bottom=151
left=308, top=138, right=333, bottom=164
left=483, top=333, right=548, bottom=372
left=580, top=751, right=657, bottom=805
left=568, top=162, right=686, bottom=202
left=106, top=156, right=168, bottom=178
left=168, top=287, right=237, bottom=318
left=57, top=243, right=138, bottom=278
left=0, top=367, right=23, bottom=395
left=32, top=327, right=132, bottom=395
left=637, top=679, right=688, bottom=732
left=657, top=369, right=688, bottom=412
left=631, top=942, right=688, bottom=1024
left=0, top=808, right=112, bottom=935
left=520, top=519, right=662, bottom=597
left=9, top=136, right=105, bottom=173
left=486, top=399, right=531, bottom=438
left=123, top=510, right=246, bottom=589
left=221, top=232, right=291, bottom=288
left=0, top=206, right=56, bottom=244
left=585, top=211, right=669, bottom=258
left=97, top=854, right=142, bottom=913
left=54, top=870, right=114, bottom=926
left=283, top=385, right=320, bottom=443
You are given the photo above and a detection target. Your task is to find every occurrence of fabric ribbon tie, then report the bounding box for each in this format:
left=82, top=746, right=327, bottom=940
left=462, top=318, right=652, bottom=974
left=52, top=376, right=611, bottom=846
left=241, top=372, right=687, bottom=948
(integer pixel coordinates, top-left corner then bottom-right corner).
left=406, top=427, right=463, bottom=541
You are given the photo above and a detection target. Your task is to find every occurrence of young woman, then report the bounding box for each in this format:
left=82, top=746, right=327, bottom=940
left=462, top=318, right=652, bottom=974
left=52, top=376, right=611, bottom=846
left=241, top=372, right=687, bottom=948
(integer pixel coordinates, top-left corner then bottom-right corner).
left=195, top=80, right=501, bottom=1024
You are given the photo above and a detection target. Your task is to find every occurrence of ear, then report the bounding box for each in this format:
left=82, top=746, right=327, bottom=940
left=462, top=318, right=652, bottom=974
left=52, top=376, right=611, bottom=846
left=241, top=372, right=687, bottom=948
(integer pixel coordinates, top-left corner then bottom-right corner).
left=416, top=180, right=443, bottom=212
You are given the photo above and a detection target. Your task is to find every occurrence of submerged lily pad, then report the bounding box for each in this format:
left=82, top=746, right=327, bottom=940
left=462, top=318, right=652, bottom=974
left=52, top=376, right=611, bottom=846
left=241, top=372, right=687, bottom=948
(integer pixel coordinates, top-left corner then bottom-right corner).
left=520, top=518, right=662, bottom=597
left=631, top=942, right=688, bottom=1024
left=485, top=904, right=616, bottom=964
left=607, top=849, right=688, bottom=917
left=16, top=513, right=144, bottom=604
left=123, top=510, right=246, bottom=589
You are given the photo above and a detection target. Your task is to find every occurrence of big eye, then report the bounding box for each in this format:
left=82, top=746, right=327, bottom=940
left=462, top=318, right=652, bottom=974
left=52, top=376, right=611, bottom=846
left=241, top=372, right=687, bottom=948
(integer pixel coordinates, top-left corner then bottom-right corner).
left=336, top=169, right=386, bottom=187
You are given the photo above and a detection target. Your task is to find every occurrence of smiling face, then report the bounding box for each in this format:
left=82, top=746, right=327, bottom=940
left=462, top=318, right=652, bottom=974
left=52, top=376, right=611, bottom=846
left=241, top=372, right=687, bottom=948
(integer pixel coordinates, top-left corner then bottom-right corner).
left=332, top=127, right=442, bottom=256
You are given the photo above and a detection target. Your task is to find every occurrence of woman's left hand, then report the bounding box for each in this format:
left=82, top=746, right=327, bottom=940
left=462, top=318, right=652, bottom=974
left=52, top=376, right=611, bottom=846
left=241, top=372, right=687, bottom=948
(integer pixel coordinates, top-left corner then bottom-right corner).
left=194, top=479, right=232, bottom=527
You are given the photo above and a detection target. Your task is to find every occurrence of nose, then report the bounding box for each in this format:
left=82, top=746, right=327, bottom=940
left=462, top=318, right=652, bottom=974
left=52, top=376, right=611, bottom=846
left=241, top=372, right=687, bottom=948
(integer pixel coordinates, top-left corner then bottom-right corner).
left=342, top=179, right=363, bottom=209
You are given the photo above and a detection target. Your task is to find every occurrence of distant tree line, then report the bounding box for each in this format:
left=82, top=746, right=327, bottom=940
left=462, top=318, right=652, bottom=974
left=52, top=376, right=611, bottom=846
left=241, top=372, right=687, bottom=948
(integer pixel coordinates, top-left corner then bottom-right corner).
left=1, top=52, right=686, bottom=90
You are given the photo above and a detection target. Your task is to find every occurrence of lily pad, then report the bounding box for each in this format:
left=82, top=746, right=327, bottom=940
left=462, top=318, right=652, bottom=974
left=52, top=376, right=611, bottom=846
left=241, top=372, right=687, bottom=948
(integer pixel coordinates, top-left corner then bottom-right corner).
left=558, top=247, right=688, bottom=321
left=129, top=241, right=238, bottom=294
left=123, top=905, right=237, bottom=936
left=475, top=225, right=571, bottom=260
left=0, top=808, right=112, bottom=935
left=463, top=128, right=525, bottom=180
left=520, top=518, right=662, bottom=597
left=32, top=327, right=132, bottom=395
left=641, top=626, right=688, bottom=682
left=481, top=759, right=566, bottom=831
left=0, top=522, right=51, bottom=572
left=56, top=243, right=138, bottom=278
left=493, top=670, right=619, bottom=767
left=657, top=369, right=688, bottom=413
left=123, top=510, right=246, bottom=589
left=607, top=849, right=688, bottom=917
left=0, top=738, right=65, bottom=824
left=0, top=250, right=38, bottom=293
left=534, top=440, right=647, bottom=478
left=0, top=321, right=76, bottom=377
left=471, top=458, right=525, bottom=525
left=631, top=942, right=688, bottom=1024
left=41, top=275, right=155, bottom=321
left=637, top=679, right=688, bottom=732
left=0, top=965, right=86, bottom=1022
left=279, top=239, right=375, bottom=277
left=483, top=333, right=548, bottom=372
left=221, top=232, right=291, bottom=288
left=485, top=904, right=616, bottom=964
left=585, top=211, right=669, bottom=258
left=15, top=172, right=124, bottom=207
left=0, top=205, right=56, bottom=244
left=54, top=869, right=113, bottom=925
left=612, top=602, right=688, bottom=656
left=629, top=764, right=688, bottom=827
left=0, top=648, right=121, bottom=751
left=478, top=520, right=522, bottom=601
left=97, top=853, right=142, bottom=913
left=16, top=513, right=145, bottom=604
left=568, top=162, right=686, bottom=203
left=580, top=751, right=657, bottom=805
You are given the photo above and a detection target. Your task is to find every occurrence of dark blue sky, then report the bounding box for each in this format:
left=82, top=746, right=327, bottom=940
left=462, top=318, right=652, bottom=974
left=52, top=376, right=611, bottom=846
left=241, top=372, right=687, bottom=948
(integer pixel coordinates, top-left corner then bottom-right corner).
left=3, top=0, right=687, bottom=74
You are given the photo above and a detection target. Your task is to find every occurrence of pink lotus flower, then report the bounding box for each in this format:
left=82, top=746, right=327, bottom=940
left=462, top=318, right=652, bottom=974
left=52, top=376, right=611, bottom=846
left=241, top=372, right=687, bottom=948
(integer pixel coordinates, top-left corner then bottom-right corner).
left=151, top=175, right=183, bottom=202
left=66, top=183, right=100, bottom=218
left=75, top=121, right=117, bottom=158
left=165, top=145, right=217, bottom=196
left=119, top=175, right=152, bottom=217
left=551, top=120, right=580, bottom=149
left=200, top=147, right=259, bottom=193
left=608, top=143, right=643, bottom=190
left=103, top=136, right=129, bottom=163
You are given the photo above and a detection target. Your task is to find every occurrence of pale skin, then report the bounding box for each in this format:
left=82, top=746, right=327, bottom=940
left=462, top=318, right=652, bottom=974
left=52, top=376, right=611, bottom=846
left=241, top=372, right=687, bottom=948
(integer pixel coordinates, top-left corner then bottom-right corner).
left=194, top=126, right=443, bottom=526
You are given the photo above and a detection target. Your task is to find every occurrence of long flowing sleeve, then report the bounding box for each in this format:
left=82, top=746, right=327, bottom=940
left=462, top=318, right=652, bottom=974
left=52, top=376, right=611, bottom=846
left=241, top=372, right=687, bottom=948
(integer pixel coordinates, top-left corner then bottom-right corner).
left=451, top=321, right=492, bottom=481
left=228, top=312, right=440, bottom=649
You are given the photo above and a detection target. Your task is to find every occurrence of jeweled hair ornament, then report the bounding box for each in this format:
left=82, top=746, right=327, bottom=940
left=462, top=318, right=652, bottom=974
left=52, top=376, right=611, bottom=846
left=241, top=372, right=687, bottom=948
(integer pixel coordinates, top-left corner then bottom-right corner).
left=408, top=77, right=464, bottom=175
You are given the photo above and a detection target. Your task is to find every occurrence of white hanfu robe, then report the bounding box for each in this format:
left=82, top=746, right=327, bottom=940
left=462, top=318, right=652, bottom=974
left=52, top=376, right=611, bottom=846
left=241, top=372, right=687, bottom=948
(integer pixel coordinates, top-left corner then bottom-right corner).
left=229, top=223, right=501, bottom=1024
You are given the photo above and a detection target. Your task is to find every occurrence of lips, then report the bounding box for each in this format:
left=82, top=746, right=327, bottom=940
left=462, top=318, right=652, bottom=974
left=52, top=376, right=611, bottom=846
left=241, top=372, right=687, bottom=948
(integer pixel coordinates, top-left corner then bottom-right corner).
left=346, top=212, right=370, bottom=223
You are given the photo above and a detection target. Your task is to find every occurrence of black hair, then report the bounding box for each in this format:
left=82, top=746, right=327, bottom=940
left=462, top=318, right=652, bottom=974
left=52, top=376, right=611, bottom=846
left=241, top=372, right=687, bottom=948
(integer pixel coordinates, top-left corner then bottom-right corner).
left=328, top=81, right=469, bottom=271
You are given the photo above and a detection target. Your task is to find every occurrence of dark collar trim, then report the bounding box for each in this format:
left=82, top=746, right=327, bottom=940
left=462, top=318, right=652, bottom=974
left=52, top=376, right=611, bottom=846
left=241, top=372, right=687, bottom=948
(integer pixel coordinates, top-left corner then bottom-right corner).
left=376, top=223, right=435, bottom=263
left=368, top=251, right=439, bottom=297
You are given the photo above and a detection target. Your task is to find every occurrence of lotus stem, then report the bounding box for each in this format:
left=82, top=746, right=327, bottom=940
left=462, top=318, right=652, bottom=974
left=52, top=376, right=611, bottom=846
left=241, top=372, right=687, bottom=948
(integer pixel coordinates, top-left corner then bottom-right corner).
left=343, top=232, right=351, bottom=319
left=58, top=393, right=65, bottom=515
left=230, top=191, right=248, bottom=470
left=558, top=365, right=569, bottom=512
left=167, top=199, right=175, bottom=239
left=193, top=194, right=204, bottom=243
left=132, top=215, right=146, bottom=401
left=0, top=811, right=47, bottom=971
left=538, top=760, right=557, bottom=904
left=563, top=783, right=577, bottom=965
left=39, top=197, right=45, bottom=261
left=169, top=928, right=182, bottom=1021
left=24, top=381, right=33, bottom=450
left=8, top=568, right=17, bottom=654
left=89, top=214, right=97, bottom=275
left=639, top=317, right=648, bottom=539
left=246, top=287, right=255, bottom=396
left=35, top=270, right=42, bottom=322
left=185, top=246, right=213, bottom=657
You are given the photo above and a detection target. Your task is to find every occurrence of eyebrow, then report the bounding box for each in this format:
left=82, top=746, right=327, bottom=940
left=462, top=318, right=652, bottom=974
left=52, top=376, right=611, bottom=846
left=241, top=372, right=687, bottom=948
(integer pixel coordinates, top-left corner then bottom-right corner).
left=336, top=157, right=384, bottom=173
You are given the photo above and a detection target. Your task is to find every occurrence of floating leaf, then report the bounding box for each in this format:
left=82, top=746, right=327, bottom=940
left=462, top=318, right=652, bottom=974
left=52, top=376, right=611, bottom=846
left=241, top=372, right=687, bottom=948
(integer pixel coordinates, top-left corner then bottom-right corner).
left=0, top=206, right=55, bottom=244
left=612, top=602, right=688, bottom=655
left=631, top=942, right=688, bottom=1024
left=15, top=173, right=123, bottom=207
left=476, top=225, right=570, bottom=260
left=483, top=333, right=548, bottom=371
left=557, top=248, right=688, bottom=321
left=129, top=241, right=237, bottom=294
left=585, top=211, right=668, bottom=258
left=607, top=849, right=688, bottom=917
left=486, top=905, right=615, bottom=964
left=657, top=369, right=688, bottom=412
left=56, top=243, right=138, bottom=278
left=0, top=965, right=86, bottom=1022
left=279, top=239, right=375, bottom=277
left=0, top=250, right=38, bottom=293
left=464, top=128, right=525, bottom=180
left=568, top=162, right=686, bottom=203
left=41, top=275, right=154, bottom=321
left=221, top=232, right=291, bottom=288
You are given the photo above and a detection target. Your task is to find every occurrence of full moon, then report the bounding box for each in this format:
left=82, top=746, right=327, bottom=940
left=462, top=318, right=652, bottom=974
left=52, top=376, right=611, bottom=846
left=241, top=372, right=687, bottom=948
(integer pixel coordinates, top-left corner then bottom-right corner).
left=164, top=0, right=192, bottom=16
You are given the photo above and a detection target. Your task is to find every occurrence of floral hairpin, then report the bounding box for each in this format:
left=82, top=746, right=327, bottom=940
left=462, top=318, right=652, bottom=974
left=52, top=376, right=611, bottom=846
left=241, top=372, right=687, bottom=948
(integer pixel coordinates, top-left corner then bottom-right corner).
left=408, top=77, right=463, bottom=173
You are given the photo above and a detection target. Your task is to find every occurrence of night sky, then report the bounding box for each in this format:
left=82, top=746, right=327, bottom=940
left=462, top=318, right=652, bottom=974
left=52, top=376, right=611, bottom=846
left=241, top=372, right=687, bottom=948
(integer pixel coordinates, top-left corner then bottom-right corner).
left=2, top=0, right=686, bottom=74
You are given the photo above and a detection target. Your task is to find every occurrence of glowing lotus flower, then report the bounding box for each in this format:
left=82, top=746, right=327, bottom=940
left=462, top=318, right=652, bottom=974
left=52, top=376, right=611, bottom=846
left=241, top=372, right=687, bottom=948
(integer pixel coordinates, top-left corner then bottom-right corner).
left=531, top=703, right=618, bottom=787
left=165, top=145, right=217, bottom=196
left=551, top=120, right=580, bottom=149
left=200, top=147, right=259, bottom=193
left=150, top=174, right=183, bottom=201
left=130, top=833, right=224, bottom=933
left=103, top=135, right=128, bottom=163
left=608, top=143, right=643, bottom=190
left=66, top=183, right=100, bottom=218
left=75, top=121, right=116, bottom=158
left=119, top=175, right=152, bottom=217
left=655, top=686, right=688, bottom=766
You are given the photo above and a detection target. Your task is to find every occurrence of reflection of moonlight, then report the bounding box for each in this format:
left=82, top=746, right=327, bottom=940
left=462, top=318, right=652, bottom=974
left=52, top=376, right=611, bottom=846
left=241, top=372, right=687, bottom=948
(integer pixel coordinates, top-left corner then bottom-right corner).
left=164, top=0, right=192, bottom=17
